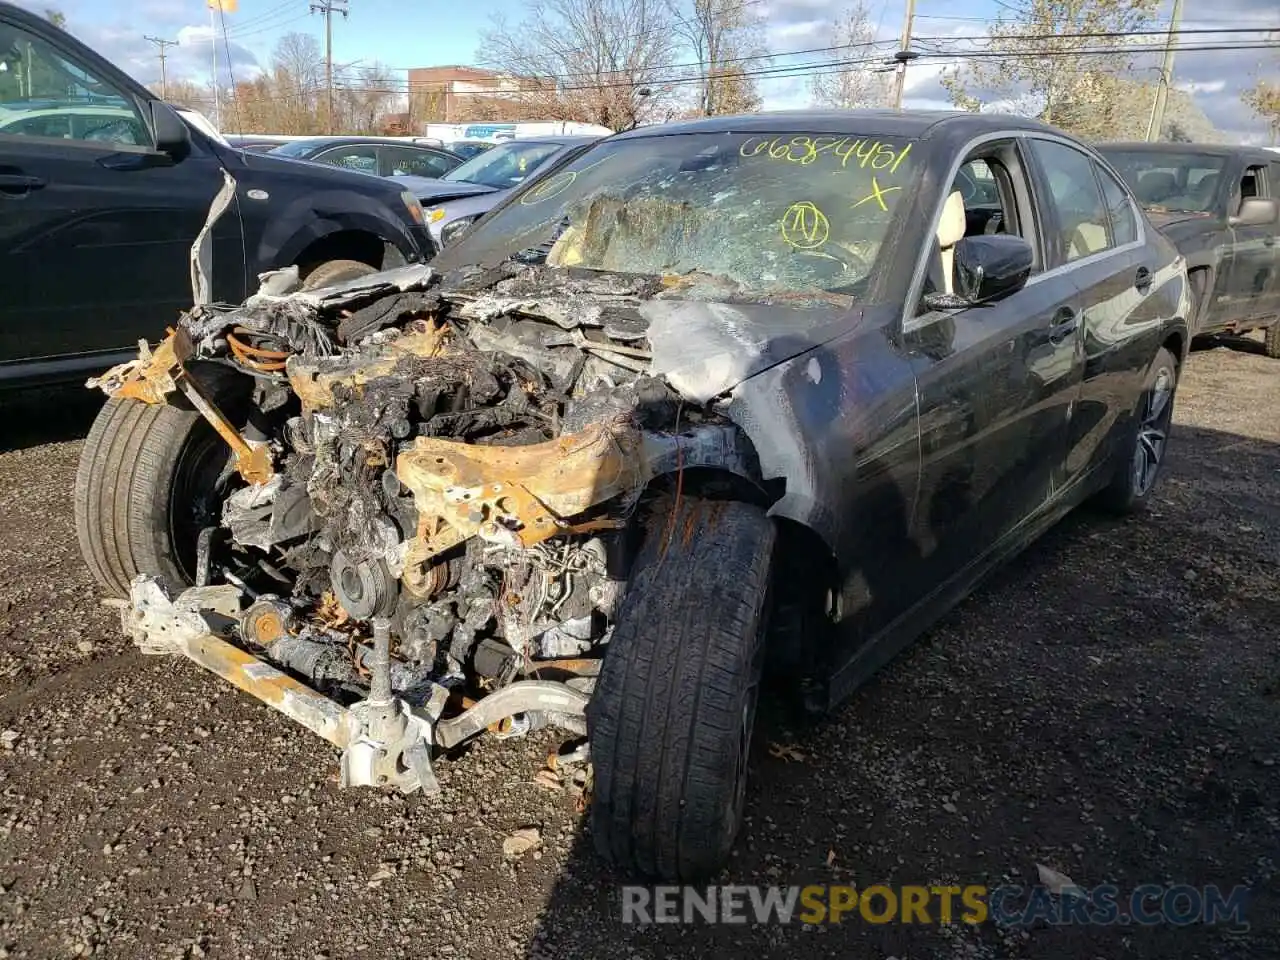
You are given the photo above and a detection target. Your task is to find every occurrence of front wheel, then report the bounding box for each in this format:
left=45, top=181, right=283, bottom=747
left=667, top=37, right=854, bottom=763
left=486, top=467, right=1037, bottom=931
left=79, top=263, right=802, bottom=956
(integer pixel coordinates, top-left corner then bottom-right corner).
left=74, top=372, right=246, bottom=597
left=1094, top=345, right=1178, bottom=515
left=299, top=258, right=378, bottom=291
left=588, top=495, right=775, bottom=881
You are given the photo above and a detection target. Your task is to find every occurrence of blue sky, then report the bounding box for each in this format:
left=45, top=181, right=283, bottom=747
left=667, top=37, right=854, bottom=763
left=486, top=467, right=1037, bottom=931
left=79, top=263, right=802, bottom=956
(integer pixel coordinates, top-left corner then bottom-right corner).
left=14, top=0, right=1278, bottom=140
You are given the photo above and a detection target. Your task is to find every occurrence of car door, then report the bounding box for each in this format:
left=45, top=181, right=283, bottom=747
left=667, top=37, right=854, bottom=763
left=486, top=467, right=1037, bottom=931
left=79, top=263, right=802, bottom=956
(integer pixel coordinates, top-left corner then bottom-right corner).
left=1222, top=163, right=1279, bottom=327
left=1024, top=136, right=1160, bottom=487
left=380, top=144, right=458, bottom=179
left=0, top=13, right=235, bottom=373
left=905, top=138, right=1084, bottom=592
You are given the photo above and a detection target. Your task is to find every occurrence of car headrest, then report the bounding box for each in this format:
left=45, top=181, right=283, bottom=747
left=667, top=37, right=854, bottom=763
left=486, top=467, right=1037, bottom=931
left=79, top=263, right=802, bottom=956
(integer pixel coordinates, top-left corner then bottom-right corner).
left=937, top=190, right=966, bottom=249
left=1136, top=170, right=1177, bottom=203
left=1193, top=173, right=1219, bottom=200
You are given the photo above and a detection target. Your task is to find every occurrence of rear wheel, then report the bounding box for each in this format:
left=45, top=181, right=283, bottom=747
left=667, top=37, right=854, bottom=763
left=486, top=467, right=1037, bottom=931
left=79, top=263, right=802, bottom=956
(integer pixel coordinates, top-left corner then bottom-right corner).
left=1095, top=346, right=1178, bottom=515
left=1264, top=321, right=1280, bottom=359
left=299, top=258, right=378, bottom=291
left=74, top=372, right=245, bottom=597
left=588, top=495, right=775, bottom=881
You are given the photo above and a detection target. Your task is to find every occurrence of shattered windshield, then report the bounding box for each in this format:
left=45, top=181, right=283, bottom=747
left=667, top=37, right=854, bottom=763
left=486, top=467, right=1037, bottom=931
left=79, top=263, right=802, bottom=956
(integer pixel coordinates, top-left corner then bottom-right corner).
left=435, top=131, right=921, bottom=303
left=1098, top=150, right=1228, bottom=213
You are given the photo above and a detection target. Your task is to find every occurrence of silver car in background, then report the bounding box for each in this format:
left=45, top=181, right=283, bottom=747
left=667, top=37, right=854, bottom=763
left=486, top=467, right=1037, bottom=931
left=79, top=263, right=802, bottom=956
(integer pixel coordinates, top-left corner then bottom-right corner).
left=392, top=135, right=599, bottom=249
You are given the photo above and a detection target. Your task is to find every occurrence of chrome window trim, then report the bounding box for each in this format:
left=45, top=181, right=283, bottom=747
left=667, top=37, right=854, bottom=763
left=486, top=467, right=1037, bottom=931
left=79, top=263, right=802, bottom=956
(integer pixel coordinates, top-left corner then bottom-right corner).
left=901, top=129, right=1146, bottom=335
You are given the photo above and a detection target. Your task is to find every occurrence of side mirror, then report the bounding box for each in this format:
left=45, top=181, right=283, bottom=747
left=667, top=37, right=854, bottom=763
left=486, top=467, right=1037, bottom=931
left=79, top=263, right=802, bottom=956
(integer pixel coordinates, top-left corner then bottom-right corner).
left=953, top=234, right=1033, bottom=304
left=1230, top=196, right=1279, bottom=227
left=150, top=100, right=191, bottom=162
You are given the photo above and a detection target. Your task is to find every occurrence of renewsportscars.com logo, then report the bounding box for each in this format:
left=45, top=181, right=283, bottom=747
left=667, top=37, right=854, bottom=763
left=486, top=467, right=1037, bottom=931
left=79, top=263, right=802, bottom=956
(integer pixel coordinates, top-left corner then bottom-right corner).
left=620, top=883, right=1253, bottom=929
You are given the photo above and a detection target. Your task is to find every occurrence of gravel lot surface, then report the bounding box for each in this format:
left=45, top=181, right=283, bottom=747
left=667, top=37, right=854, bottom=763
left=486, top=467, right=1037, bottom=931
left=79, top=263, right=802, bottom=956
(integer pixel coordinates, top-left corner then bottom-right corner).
left=0, top=337, right=1277, bottom=959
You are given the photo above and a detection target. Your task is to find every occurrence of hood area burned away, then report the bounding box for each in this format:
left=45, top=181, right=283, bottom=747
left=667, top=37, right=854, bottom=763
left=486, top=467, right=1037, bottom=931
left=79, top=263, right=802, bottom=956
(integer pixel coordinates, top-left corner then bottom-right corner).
left=89, top=260, right=772, bottom=789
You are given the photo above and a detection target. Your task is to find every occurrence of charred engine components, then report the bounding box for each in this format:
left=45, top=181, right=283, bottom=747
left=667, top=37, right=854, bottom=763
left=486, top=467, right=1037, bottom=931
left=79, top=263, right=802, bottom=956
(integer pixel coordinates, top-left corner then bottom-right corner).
left=330, top=550, right=398, bottom=620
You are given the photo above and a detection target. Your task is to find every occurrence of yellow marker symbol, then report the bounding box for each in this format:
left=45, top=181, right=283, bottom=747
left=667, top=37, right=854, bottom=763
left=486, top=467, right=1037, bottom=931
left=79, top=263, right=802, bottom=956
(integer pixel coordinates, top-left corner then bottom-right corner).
left=853, top=176, right=902, bottom=212
left=780, top=201, right=830, bottom=249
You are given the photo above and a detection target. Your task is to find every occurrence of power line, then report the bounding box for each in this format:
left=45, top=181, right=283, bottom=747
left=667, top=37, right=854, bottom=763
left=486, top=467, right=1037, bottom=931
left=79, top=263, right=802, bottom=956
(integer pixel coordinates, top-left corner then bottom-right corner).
left=278, top=39, right=1280, bottom=100
left=143, top=35, right=178, bottom=99
left=310, top=0, right=348, bottom=134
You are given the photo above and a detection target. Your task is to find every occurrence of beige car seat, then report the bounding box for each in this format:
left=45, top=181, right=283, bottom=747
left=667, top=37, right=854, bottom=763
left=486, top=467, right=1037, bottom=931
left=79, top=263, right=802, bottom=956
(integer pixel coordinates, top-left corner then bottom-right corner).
left=937, top=190, right=967, bottom=295
left=1067, top=222, right=1108, bottom=260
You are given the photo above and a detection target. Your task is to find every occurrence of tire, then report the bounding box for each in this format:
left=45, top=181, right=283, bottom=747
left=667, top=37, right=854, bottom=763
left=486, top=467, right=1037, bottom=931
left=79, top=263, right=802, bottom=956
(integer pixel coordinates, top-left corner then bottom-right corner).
left=588, top=495, right=776, bottom=881
left=299, top=258, right=378, bottom=291
left=1264, top=321, right=1280, bottom=359
left=74, top=374, right=245, bottom=598
left=1094, top=346, right=1178, bottom=515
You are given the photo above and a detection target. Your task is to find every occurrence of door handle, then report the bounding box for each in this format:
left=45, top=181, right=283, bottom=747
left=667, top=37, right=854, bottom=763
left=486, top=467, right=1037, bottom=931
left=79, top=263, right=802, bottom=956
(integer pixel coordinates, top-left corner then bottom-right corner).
left=1134, top=265, right=1153, bottom=292
left=0, top=173, right=45, bottom=194
left=1264, top=237, right=1277, bottom=248
left=1048, top=307, right=1078, bottom=344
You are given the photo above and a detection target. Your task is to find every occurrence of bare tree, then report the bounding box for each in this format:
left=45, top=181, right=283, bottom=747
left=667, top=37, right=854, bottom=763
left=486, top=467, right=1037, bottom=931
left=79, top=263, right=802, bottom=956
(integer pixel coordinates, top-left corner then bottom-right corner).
left=940, top=0, right=1161, bottom=136
left=1242, top=38, right=1280, bottom=144
left=479, top=0, right=682, bottom=130
left=336, top=62, right=401, bottom=134
left=808, top=1, right=890, bottom=109
left=670, top=0, right=764, bottom=115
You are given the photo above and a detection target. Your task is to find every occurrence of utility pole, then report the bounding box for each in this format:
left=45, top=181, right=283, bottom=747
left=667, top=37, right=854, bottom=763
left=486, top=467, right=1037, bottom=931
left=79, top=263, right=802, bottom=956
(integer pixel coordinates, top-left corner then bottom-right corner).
left=1145, top=0, right=1183, bottom=142
left=311, top=0, right=348, bottom=134
left=144, top=35, right=179, bottom=99
left=891, top=0, right=917, bottom=109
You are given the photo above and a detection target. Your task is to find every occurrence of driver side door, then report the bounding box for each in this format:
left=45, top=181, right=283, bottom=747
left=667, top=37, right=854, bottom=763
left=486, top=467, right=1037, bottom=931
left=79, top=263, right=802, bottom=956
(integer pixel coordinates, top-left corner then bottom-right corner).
left=904, top=140, right=1085, bottom=591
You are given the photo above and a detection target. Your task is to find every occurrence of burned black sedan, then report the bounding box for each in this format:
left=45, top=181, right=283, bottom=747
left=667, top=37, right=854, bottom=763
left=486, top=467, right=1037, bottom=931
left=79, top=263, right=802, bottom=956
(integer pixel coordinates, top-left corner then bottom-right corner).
left=76, top=110, right=1191, bottom=882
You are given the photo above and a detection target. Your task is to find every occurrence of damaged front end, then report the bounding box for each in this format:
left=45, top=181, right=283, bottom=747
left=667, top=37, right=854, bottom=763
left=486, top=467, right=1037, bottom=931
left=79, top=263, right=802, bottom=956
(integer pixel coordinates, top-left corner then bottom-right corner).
left=90, top=259, right=769, bottom=792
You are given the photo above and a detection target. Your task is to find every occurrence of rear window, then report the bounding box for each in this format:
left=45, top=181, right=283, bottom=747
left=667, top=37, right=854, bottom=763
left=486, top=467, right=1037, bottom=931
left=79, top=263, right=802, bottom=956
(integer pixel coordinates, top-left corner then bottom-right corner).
left=1098, top=149, right=1228, bottom=213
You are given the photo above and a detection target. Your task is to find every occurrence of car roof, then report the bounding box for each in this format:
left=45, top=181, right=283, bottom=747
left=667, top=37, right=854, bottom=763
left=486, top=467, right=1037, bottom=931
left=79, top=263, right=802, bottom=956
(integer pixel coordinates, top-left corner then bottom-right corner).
left=489, top=136, right=599, bottom=147
left=1097, top=141, right=1277, bottom=161
left=609, top=109, right=1062, bottom=142
left=288, top=136, right=456, bottom=149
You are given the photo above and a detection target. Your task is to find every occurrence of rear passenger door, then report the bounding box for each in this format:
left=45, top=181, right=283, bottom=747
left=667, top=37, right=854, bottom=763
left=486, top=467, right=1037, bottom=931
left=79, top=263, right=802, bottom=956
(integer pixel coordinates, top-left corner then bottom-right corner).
left=1025, top=136, right=1166, bottom=486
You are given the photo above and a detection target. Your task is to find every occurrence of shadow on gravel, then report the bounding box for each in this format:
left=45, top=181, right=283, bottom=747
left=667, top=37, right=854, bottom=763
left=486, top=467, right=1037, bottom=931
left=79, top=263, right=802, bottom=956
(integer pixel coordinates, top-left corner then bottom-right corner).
left=1190, top=331, right=1268, bottom=357
left=0, top=384, right=104, bottom=453
left=524, top=419, right=1280, bottom=960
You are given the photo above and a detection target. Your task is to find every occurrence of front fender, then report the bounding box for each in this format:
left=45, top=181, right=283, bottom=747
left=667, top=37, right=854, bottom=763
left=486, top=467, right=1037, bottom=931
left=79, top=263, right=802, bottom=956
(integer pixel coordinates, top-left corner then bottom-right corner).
left=255, top=191, right=420, bottom=273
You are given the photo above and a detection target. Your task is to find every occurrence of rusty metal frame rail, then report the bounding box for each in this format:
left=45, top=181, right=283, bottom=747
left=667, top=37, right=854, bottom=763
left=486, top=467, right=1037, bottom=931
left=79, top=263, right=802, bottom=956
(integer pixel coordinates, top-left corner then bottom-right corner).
left=173, top=630, right=353, bottom=748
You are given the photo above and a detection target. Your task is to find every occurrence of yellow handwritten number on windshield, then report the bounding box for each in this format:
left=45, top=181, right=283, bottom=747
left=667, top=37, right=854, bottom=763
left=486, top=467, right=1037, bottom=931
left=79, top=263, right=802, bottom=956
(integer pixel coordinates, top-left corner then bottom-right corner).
left=780, top=202, right=830, bottom=249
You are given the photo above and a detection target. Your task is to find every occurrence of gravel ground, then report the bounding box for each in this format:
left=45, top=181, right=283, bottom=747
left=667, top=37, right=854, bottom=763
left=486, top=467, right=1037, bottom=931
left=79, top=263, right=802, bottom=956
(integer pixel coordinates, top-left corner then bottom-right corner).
left=1, top=337, right=1278, bottom=959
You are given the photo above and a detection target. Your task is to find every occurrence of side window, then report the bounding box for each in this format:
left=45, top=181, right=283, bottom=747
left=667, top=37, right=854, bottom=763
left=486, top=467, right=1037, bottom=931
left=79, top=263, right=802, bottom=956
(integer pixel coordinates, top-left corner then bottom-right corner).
left=316, top=145, right=378, bottom=173
left=384, top=146, right=453, bottom=178
left=1096, top=165, right=1138, bottom=247
left=0, top=24, right=147, bottom=147
left=1030, top=139, right=1113, bottom=263
left=1239, top=165, right=1265, bottom=208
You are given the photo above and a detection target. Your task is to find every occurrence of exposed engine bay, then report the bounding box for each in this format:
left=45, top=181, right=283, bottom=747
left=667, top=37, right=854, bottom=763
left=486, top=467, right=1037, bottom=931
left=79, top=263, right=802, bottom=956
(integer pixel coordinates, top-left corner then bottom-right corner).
left=88, top=259, right=779, bottom=793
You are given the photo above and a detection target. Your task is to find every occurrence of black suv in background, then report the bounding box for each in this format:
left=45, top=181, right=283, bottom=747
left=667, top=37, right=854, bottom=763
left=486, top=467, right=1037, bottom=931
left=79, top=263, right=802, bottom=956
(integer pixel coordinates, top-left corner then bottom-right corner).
left=0, top=2, right=432, bottom=387
left=1097, top=142, right=1280, bottom=356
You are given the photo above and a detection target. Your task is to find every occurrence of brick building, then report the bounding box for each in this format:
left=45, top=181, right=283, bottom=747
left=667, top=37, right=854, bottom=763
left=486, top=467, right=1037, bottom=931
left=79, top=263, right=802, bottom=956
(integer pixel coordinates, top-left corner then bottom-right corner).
left=406, top=65, right=549, bottom=124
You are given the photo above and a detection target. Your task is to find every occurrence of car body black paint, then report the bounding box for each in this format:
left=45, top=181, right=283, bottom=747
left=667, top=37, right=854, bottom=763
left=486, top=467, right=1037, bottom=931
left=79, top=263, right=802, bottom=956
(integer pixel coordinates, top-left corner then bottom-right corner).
left=0, top=1, right=432, bottom=387
left=450, top=110, right=1189, bottom=709
left=1096, top=141, right=1280, bottom=338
